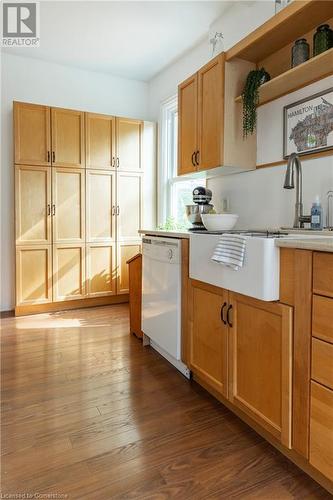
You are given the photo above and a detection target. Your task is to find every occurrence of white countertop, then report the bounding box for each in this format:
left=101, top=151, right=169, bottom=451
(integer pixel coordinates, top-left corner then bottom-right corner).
left=139, top=228, right=333, bottom=251
left=139, top=229, right=190, bottom=239
left=276, top=237, right=333, bottom=253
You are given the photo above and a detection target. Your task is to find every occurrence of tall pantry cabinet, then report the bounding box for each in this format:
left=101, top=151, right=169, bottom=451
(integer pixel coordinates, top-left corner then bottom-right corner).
left=14, top=102, right=155, bottom=315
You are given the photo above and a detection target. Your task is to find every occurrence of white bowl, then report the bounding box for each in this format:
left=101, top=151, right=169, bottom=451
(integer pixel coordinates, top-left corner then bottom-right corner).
left=201, top=213, right=239, bottom=231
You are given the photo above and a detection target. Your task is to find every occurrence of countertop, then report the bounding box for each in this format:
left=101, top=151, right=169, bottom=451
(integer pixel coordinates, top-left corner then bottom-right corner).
left=138, top=229, right=190, bottom=239
left=139, top=228, right=333, bottom=251
left=276, top=237, right=333, bottom=252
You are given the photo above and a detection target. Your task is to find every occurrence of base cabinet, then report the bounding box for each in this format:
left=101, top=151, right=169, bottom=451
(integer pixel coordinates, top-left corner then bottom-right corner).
left=53, top=244, right=86, bottom=301
left=189, top=281, right=228, bottom=396
left=228, top=293, right=293, bottom=448
left=16, top=246, right=52, bottom=306
left=189, top=281, right=293, bottom=448
left=310, top=381, right=333, bottom=481
left=117, top=241, right=142, bottom=294
left=86, top=243, right=116, bottom=297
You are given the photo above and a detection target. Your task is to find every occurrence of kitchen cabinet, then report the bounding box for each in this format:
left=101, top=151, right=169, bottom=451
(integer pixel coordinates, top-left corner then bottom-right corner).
left=189, top=280, right=228, bottom=396
left=117, top=171, right=142, bottom=241
left=16, top=245, right=53, bottom=306
left=52, top=244, right=85, bottom=301
left=189, top=280, right=293, bottom=448
left=86, top=243, right=116, bottom=297
left=197, top=56, right=224, bottom=171
left=117, top=241, right=142, bottom=294
left=14, top=102, right=51, bottom=166
left=14, top=101, right=155, bottom=315
left=228, top=293, right=293, bottom=448
left=116, top=117, right=143, bottom=172
left=177, top=54, right=256, bottom=176
left=52, top=168, right=85, bottom=244
left=86, top=113, right=116, bottom=170
left=51, top=108, right=85, bottom=168
left=178, top=74, right=198, bottom=175
left=310, top=381, right=333, bottom=481
left=15, top=165, right=52, bottom=246
left=86, top=169, right=116, bottom=242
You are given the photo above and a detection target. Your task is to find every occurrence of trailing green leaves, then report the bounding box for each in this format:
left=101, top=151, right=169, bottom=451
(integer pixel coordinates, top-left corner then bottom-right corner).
left=242, top=68, right=270, bottom=137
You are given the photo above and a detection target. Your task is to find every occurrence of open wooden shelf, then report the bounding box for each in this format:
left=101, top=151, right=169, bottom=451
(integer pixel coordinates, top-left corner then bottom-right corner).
left=226, top=0, right=333, bottom=63
left=235, top=48, right=333, bottom=107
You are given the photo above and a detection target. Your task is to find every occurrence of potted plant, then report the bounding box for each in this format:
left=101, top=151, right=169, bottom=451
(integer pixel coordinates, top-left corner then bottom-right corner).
left=242, top=68, right=270, bottom=137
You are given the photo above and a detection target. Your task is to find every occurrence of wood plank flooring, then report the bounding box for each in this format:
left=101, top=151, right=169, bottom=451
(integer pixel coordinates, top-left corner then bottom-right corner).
left=1, top=304, right=330, bottom=499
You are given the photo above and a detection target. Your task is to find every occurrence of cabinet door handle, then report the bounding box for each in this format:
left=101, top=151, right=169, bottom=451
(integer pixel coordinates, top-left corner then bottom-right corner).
left=52, top=151, right=55, bottom=163
left=116, top=206, right=120, bottom=215
left=191, top=152, right=196, bottom=166
left=112, top=157, right=115, bottom=168
left=195, top=150, right=200, bottom=166
left=112, top=205, right=115, bottom=216
left=227, top=304, right=233, bottom=328
left=52, top=204, right=56, bottom=216
left=221, top=302, right=227, bottom=325
left=47, top=151, right=50, bottom=163
left=47, top=204, right=51, bottom=216
left=116, top=157, right=120, bottom=168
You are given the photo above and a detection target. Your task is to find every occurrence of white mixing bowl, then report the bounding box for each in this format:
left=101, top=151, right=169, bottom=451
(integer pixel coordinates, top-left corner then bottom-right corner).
left=201, top=213, right=239, bottom=231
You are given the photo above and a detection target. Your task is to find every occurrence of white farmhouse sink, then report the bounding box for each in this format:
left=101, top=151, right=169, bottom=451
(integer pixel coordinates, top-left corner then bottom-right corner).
left=190, top=233, right=280, bottom=301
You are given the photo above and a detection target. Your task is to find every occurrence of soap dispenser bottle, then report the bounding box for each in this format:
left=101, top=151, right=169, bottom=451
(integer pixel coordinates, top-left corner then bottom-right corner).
left=311, top=196, right=323, bottom=230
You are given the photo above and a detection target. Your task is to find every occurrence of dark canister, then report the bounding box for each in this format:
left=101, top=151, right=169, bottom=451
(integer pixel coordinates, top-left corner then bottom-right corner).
left=291, top=38, right=310, bottom=67
left=313, top=24, right=333, bottom=56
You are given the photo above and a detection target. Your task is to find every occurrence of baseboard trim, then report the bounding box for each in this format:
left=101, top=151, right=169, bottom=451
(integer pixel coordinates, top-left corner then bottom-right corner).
left=15, top=295, right=129, bottom=316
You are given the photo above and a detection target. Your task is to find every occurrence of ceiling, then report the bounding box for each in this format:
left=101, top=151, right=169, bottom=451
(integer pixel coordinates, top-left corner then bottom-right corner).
left=3, top=1, right=231, bottom=81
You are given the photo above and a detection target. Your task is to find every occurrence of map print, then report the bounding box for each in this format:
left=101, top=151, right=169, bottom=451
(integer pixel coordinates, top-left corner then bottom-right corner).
left=284, top=90, right=333, bottom=157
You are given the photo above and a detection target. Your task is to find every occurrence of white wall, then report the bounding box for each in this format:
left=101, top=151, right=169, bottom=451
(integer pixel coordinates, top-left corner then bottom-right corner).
left=1, top=52, right=150, bottom=311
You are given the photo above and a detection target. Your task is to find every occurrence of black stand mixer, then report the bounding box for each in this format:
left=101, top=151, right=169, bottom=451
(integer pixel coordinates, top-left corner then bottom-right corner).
left=185, top=187, right=214, bottom=230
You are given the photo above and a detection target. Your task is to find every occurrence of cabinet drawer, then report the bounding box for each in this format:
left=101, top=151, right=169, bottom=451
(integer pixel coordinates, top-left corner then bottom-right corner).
left=313, top=294, right=333, bottom=344
left=310, top=381, right=333, bottom=481
left=313, top=252, right=333, bottom=298
left=312, top=338, right=333, bottom=390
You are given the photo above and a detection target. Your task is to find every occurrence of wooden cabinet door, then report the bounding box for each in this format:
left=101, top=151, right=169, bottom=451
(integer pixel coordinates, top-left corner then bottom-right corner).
left=117, top=241, right=141, bottom=295
left=189, top=281, right=228, bottom=396
left=86, top=113, right=116, bottom=170
left=198, top=54, right=224, bottom=170
left=14, top=102, right=51, bottom=165
left=310, top=381, right=333, bottom=481
left=116, top=118, right=143, bottom=172
left=51, top=108, right=85, bottom=167
left=16, top=245, right=52, bottom=305
left=86, top=170, right=116, bottom=242
left=52, top=168, right=85, bottom=244
left=228, top=293, right=292, bottom=448
left=53, top=244, right=85, bottom=301
left=117, top=172, right=142, bottom=241
left=178, top=74, right=198, bottom=175
left=87, top=243, right=116, bottom=297
left=15, top=165, right=51, bottom=245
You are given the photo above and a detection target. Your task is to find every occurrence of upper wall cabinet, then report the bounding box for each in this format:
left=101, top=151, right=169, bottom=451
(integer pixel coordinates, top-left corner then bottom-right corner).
left=117, top=118, right=143, bottom=172
left=178, top=53, right=256, bottom=176
left=14, top=102, right=51, bottom=166
left=86, top=113, right=116, bottom=170
left=178, top=74, right=198, bottom=175
left=51, top=108, right=85, bottom=168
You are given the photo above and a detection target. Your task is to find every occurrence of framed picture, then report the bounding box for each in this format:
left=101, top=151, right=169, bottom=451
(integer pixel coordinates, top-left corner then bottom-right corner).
left=283, top=87, right=333, bottom=159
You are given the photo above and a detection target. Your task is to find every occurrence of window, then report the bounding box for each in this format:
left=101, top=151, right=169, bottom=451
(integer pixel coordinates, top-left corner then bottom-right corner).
left=158, top=95, right=205, bottom=228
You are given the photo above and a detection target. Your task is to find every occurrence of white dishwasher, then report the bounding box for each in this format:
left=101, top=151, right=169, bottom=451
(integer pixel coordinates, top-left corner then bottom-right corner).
left=142, top=236, right=190, bottom=378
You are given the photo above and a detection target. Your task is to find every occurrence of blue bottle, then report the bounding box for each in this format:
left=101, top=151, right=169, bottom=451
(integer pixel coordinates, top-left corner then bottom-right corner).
left=311, top=196, right=323, bottom=230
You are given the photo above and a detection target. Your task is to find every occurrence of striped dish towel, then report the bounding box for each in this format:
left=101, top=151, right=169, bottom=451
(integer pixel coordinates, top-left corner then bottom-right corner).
left=211, top=234, right=246, bottom=270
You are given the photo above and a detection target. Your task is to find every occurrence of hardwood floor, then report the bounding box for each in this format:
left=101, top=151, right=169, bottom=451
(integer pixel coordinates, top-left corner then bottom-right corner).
left=1, top=305, right=330, bottom=499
